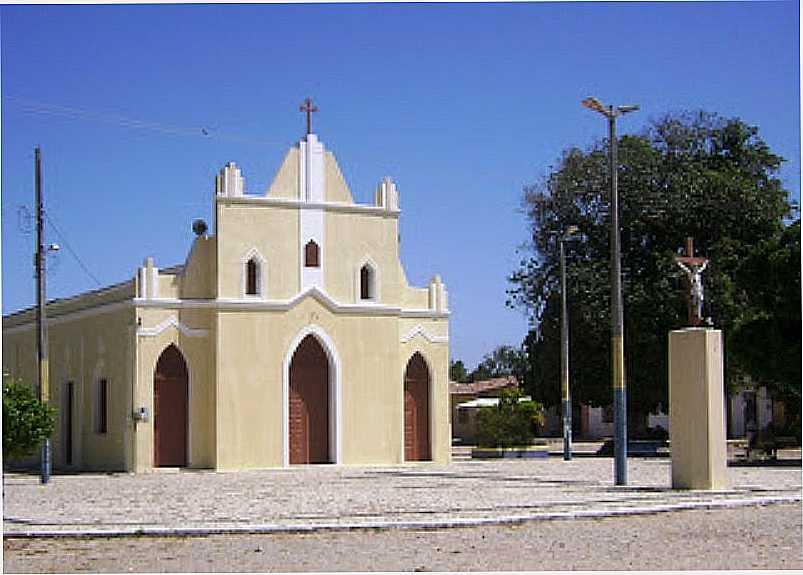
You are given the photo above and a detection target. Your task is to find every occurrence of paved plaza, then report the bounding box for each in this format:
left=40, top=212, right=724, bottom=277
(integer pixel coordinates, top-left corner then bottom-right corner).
left=3, top=457, right=801, bottom=537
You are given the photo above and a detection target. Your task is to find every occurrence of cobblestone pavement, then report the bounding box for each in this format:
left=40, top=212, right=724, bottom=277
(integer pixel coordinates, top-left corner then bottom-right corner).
left=5, top=503, right=802, bottom=572
left=3, top=457, right=800, bottom=536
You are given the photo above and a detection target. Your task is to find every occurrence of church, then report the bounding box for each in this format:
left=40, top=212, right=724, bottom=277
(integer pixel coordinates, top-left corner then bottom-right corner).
left=2, top=113, right=451, bottom=472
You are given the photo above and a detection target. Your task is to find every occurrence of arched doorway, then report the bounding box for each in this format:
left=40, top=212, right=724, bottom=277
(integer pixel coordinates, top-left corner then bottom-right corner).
left=404, top=352, right=431, bottom=461
left=289, top=334, right=331, bottom=464
left=153, top=344, right=188, bottom=467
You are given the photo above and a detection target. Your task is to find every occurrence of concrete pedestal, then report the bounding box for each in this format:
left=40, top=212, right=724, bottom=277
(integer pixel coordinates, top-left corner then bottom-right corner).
left=669, top=328, right=728, bottom=490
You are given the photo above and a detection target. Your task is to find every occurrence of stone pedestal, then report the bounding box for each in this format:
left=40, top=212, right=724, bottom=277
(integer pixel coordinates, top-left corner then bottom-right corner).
left=669, top=328, right=728, bottom=490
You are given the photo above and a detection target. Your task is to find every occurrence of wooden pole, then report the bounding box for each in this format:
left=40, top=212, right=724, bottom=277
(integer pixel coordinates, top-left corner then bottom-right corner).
left=35, top=146, right=51, bottom=484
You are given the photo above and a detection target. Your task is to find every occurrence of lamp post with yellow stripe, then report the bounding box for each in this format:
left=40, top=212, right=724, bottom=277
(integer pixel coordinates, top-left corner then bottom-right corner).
left=581, top=97, right=639, bottom=486
left=559, top=225, right=579, bottom=461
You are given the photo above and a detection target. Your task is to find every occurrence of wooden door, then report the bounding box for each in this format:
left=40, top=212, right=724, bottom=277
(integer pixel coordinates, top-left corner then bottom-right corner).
left=404, top=353, right=431, bottom=461
left=154, top=345, right=188, bottom=467
left=289, top=335, right=330, bottom=464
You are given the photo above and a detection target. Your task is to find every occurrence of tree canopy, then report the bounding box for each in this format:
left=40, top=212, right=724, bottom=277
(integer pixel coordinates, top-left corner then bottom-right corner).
left=508, top=111, right=796, bottom=427
left=731, top=219, right=801, bottom=423
left=451, top=345, right=527, bottom=383
left=3, top=377, right=55, bottom=463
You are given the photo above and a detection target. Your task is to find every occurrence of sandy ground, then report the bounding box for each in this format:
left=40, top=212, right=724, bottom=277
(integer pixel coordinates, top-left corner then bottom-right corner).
left=4, top=502, right=802, bottom=572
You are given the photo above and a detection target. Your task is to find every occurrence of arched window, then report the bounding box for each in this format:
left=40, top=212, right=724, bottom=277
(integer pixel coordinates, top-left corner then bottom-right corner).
left=305, top=240, right=320, bottom=268
left=246, top=258, right=259, bottom=295
left=242, top=250, right=265, bottom=297
left=360, top=264, right=374, bottom=300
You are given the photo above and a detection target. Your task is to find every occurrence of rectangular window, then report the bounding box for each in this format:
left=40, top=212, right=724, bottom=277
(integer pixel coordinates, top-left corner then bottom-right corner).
left=360, top=266, right=371, bottom=299
left=305, top=241, right=320, bottom=267
left=246, top=259, right=258, bottom=295
left=96, top=379, right=108, bottom=434
left=64, top=382, right=74, bottom=466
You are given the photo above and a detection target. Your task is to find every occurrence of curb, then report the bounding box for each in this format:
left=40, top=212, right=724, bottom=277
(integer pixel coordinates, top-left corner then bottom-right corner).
left=4, top=494, right=800, bottom=539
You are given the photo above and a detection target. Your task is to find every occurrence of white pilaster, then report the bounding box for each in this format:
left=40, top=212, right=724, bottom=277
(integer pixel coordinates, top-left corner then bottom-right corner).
left=216, top=162, right=245, bottom=197
left=299, top=134, right=326, bottom=290
left=428, top=275, right=447, bottom=312
left=375, top=176, right=399, bottom=211
left=140, top=257, right=159, bottom=300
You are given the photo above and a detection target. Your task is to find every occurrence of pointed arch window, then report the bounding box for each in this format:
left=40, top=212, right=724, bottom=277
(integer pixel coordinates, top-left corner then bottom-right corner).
left=241, top=249, right=266, bottom=298
left=246, top=258, right=259, bottom=295
left=360, top=264, right=375, bottom=300
left=305, top=240, right=320, bottom=268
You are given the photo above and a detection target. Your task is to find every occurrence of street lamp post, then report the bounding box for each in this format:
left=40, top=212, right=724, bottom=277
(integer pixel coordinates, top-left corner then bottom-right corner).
left=581, top=97, right=639, bottom=486
left=559, top=225, right=578, bottom=461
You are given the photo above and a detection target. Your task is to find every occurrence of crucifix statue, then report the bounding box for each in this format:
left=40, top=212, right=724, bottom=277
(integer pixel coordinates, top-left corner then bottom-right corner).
left=299, top=97, right=318, bottom=135
left=675, top=237, right=709, bottom=327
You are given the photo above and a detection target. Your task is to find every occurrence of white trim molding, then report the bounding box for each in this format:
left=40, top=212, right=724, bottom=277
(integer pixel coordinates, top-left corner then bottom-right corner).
left=137, top=316, right=209, bottom=338
left=400, top=324, right=449, bottom=344
left=133, top=287, right=449, bottom=320
left=282, top=324, right=343, bottom=467
left=217, top=195, right=400, bottom=217
left=3, top=288, right=449, bottom=338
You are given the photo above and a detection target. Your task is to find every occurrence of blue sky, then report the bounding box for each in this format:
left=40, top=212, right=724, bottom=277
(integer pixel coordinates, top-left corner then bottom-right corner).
left=1, top=2, right=799, bottom=370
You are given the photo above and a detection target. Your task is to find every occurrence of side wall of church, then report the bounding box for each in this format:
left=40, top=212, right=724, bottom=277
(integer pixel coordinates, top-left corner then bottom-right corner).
left=2, top=301, right=135, bottom=472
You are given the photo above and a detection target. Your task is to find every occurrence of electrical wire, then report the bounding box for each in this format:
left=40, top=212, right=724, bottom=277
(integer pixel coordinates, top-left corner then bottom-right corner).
left=4, top=95, right=287, bottom=147
left=43, top=211, right=103, bottom=287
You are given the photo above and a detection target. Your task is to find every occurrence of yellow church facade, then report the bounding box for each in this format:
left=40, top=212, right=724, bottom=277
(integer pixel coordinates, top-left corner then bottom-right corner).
left=2, top=131, right=451, bottom=472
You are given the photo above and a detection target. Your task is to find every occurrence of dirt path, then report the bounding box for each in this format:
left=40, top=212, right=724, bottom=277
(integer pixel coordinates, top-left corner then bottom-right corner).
left=5, top=502, right=802, bottom=572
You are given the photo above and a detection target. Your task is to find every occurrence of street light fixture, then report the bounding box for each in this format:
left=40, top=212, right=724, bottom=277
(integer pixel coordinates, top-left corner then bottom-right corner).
left=559, top=225, right=579, bottom=461
left=581, top=97, right=639, bottom=486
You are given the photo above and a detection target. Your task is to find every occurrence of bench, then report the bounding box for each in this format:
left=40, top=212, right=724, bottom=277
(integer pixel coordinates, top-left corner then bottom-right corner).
left=749, top=435, right=799, bottom=460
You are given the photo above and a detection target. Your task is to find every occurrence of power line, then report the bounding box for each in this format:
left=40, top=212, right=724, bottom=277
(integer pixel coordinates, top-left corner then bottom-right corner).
left=43, top=211, right=103, bottom=287
left=4, top=95, right=287, bottom=147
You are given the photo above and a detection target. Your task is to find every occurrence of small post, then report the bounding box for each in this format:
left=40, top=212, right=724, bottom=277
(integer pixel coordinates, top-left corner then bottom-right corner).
left=35, top=146, right=51, bottom=485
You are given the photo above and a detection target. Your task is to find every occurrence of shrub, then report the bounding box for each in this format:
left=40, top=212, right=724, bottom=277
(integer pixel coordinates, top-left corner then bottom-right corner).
left=476, top=388, right=545, bottom=448
left=3, top=376, right=56, bottom=462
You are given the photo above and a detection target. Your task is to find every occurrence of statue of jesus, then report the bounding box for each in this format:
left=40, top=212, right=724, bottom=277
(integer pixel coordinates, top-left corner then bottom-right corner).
left=675, top=237, right=709, bottom=327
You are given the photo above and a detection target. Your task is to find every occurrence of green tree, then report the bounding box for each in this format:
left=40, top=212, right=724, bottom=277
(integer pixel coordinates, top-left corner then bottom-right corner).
left=3, top=376, right=56, bottom=463
left=468, top=345, right=527, bottom=382
left=508, top=111, right=794, bottom=428
left=450, top=359, right=469, bottom=383
left=731, top=219, right=801, bottom=433
left=475, top=388, right=545, bottom=448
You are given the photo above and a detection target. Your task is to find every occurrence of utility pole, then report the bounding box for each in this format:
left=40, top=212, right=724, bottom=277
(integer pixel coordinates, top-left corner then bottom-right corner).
left=35, top=146, right=51, bottom=485
left=581, top=97, right=639, bottom=486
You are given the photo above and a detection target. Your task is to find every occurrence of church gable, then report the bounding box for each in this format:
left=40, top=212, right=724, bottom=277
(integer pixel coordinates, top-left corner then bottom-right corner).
left=324, top=151, right=354, bottom=204
left=264, top=140, right=354, bottom=204
left=266, top=148, right=300, bottom=200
